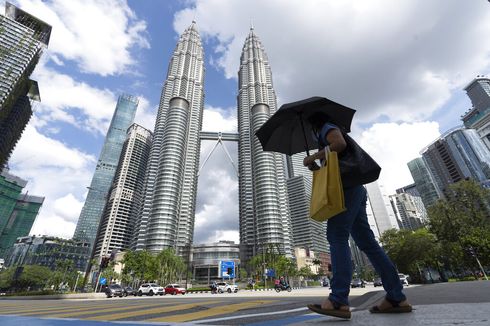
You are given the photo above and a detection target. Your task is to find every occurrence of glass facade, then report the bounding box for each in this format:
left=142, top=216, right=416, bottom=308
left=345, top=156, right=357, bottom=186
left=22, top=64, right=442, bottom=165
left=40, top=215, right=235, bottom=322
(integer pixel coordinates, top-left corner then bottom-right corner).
left=73, top=94, right=138, bottom=249
left=407, top=157, right=442, bottom=208
left=0, top=3, right=51, bottom=168
left=94, top=124, right=152, bottom=259
left=419, top=127, right=490, bottom=199
left=6, top=235, right=90, bottom=272
left=0, top=194, right=43, bottom=258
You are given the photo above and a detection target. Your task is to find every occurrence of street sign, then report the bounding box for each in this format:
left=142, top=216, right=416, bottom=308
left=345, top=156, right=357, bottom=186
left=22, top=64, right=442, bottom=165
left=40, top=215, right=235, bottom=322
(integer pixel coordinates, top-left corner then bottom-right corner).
left=220, top=260, right=235, bottom=278
left=99, top=277, right=107, bottom=285
left=266, top=268, right=275, bottom=277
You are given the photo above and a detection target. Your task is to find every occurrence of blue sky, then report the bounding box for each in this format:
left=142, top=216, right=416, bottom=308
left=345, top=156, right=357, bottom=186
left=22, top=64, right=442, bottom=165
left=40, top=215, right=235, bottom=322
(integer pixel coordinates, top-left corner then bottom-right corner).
left=4, top=0, right=490, bottom=243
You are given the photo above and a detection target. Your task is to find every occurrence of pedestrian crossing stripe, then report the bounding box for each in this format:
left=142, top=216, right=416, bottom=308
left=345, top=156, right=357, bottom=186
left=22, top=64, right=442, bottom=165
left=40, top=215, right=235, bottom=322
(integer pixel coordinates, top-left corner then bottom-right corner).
left=145, top=300, right=276, bottom=323
left=37, top=301, right=174, bottom=318
left=85, top=300, right=221, bottom=321
left=0, top=302, right=122, bottom=315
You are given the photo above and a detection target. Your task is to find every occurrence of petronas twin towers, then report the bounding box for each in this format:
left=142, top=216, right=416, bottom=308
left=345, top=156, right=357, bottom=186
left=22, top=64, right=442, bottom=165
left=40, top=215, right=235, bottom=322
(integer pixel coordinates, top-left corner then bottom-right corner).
left=132, top=22, right=292, bottom=259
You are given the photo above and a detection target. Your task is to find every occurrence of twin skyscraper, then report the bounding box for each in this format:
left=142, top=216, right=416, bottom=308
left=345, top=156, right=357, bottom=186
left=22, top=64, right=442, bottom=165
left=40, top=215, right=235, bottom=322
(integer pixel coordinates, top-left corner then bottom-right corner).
left=75, top=22, right=310, bottom=264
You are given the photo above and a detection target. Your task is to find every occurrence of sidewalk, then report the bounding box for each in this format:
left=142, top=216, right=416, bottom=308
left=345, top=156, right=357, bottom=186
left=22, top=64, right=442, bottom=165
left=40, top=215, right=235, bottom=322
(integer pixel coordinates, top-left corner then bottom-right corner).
left=292, top=280, right=490, bottom=325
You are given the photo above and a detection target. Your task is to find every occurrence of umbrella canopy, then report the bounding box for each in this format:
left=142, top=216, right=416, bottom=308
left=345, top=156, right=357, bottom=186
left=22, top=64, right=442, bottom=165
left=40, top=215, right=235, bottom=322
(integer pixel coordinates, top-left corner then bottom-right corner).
left=255, top=96, right=356, bottom=155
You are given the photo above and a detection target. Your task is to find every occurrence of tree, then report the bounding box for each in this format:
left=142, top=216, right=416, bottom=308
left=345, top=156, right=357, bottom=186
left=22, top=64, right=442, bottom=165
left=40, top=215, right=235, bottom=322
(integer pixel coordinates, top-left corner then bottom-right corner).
left=15, top=265, right=51, bottom=291
left=428, top=179, right=490, bottom=275
left=380, top=228, right=440, bottom=282
left=155, top=248, right=186, bottom=286
left=122, top=250, right=157, bottom=285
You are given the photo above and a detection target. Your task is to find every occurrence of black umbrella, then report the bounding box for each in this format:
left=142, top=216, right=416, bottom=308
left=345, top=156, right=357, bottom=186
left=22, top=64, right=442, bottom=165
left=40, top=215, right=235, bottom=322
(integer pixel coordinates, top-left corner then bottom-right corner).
left=255, top=96, right=356, bottom=156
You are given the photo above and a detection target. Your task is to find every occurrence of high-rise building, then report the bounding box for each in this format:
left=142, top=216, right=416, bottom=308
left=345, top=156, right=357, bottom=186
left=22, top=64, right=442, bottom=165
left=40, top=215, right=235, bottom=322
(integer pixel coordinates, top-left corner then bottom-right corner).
left=286, top=154, right=328, bottom=255
left=73, top=94, right=138, bottom=248
left=407, top=157, right=441, bottom=208
left=237, top=27, right=292, bottom=259
left=365, top=181, right=398, bottom=236
left=421, top=127, right=490, bottom=193
left=0, top=169, right=43, bottom=258
left=461, top=76, right=490, bottom=150
left=93, top=124, right=152, bottom=259
left=0, top=3, right=51, bottom=169
left=389, top=192, right=425, bottom=231
left=134, top=22, right=204, bottom=255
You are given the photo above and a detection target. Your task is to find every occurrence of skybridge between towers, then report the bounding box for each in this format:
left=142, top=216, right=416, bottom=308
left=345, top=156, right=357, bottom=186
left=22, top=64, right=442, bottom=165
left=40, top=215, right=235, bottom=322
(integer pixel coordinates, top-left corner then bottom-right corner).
left=199, top=131, right=239, bottom=177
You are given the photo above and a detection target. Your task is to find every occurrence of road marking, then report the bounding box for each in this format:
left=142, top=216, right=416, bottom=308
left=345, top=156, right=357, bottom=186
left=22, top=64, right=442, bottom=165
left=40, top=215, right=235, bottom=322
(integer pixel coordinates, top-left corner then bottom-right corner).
left=85, top=300, right=220, bottom=321
left=193, top=306, right=308, bottom=323
left=0, top=303, right=120, bottom=315
left=145, top=300, right=276, bottom=323
left=45, top=302, right=168, bottom=318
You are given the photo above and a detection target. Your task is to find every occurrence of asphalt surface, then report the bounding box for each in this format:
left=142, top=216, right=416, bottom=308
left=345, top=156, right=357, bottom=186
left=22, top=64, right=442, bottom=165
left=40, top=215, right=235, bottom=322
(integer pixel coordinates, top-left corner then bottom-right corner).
left=0, top=281, right=488, bottom=325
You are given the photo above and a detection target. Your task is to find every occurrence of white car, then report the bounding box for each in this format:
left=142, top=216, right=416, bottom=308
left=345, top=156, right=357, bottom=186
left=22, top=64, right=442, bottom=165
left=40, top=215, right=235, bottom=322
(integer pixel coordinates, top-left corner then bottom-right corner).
left=137, top=283, right=164, bottom=296
left=216, top=282, right=239, bottom=293
left=398, top=273, right=409, bottom=286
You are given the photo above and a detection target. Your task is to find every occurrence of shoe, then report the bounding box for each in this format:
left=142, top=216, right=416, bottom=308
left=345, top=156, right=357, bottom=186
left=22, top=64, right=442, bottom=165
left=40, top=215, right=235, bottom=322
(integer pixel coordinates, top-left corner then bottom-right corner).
left=307, top=303, right=351, bottom=319
left=369, top=299, right=413, bottom=314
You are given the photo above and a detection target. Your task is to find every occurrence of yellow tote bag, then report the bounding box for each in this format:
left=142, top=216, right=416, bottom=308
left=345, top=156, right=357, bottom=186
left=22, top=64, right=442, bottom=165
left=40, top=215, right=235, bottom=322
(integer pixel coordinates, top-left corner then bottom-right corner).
left=310, top=147, right=346, bottom=222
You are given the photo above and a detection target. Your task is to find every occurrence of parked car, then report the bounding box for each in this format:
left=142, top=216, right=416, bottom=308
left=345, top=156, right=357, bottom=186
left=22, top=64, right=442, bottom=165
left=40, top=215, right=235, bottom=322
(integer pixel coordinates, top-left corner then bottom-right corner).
left=321, top=278, right=330, bottom=287
left=165, top=284, right=186, bottom=295
left=123, top=286, right=136, bottom=296
left=105, top=284, right=124, bottom=298
left=216, top=282, right=239, bottom=293
left=350, top=279, right=365, bottom=288
left=398, top=273, right=409, bottom=286
left=137, top=283, right=164, bottom=296
left=373, top=278, right=383, bottom=287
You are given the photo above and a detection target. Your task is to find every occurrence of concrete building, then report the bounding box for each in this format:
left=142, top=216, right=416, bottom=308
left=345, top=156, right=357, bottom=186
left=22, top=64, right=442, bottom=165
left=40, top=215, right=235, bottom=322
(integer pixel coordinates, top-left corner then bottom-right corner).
left=461, top=76, right=490, bottom=150
left=365, top=181, right=398, bottom=237
left=133, top=22, right=204, bottom=257
left=93, top=124, right=152, bottom=260
left=73, top=94, right=138, bottom=249
left=6, top=235, right=90, bottom=272
left=0, top=2, right=51, bottom=169
left=0, top=169, right=43, bottom=258
left=191, top=241, right=240, bottom=284
left=237, top=27, right=292, bottom=260
left=294, top=247, right=319, bottom=275
left=390, top=192, right=426, bottom=231
left=421, top=127, right=490, bottom=193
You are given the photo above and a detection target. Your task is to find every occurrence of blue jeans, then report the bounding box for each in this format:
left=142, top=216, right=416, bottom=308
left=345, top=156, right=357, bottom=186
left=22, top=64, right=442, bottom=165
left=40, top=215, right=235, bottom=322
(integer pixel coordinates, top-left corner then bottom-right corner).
left=327, top=185, right=406, bottom=306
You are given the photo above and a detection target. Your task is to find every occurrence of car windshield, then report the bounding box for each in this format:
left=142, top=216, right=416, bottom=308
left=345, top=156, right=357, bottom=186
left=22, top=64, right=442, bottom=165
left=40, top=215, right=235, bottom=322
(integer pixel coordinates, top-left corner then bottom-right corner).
left=110, top=284, right=122, bottom=288
left=150, top=283, right=159, bottom=287
left=398, top=274, right=405, bottom=278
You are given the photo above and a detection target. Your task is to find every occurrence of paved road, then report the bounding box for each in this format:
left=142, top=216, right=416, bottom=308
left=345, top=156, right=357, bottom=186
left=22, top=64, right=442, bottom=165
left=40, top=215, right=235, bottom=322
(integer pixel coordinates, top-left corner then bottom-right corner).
left=0, top=281, right=488, bottom=325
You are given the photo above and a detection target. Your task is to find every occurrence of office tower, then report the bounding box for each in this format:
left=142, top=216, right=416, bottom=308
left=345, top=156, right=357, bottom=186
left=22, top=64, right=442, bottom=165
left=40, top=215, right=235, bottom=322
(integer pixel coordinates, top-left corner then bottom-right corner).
left=0, top=169, right=43, bottom=258
left=134, top=22, right=204, bottom=255
left=73, top=95, right=138, bottom=248
left=421, top=127, right=490, bottom=193
left=365, top=181, right=398, bottom=236
left=0, top=3, right=51, bottom=169
left=407, top=157, right=442, bottom=208
left=93, top=124, right=152, bottom=259
left=461, top=76, right=490, bottom=149
left=389, top=193, right=425, bottom=231
left=286, top=154, right=329, bottom=255
left=237, top=27, right=292, bottom=259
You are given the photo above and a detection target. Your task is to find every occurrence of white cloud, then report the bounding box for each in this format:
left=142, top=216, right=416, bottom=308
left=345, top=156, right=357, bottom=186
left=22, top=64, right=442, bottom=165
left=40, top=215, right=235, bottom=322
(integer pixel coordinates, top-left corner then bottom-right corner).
left=134, top=96, right=156, bottom=132
left=359, top=121, right=441, bottom=194
left=16, top=0, right=150, bottom=76
left=174, top=0, right=490, bottom=125
left=9, top=125, right=96, bottom=239
left=202, top=106, right=237, bottom=132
